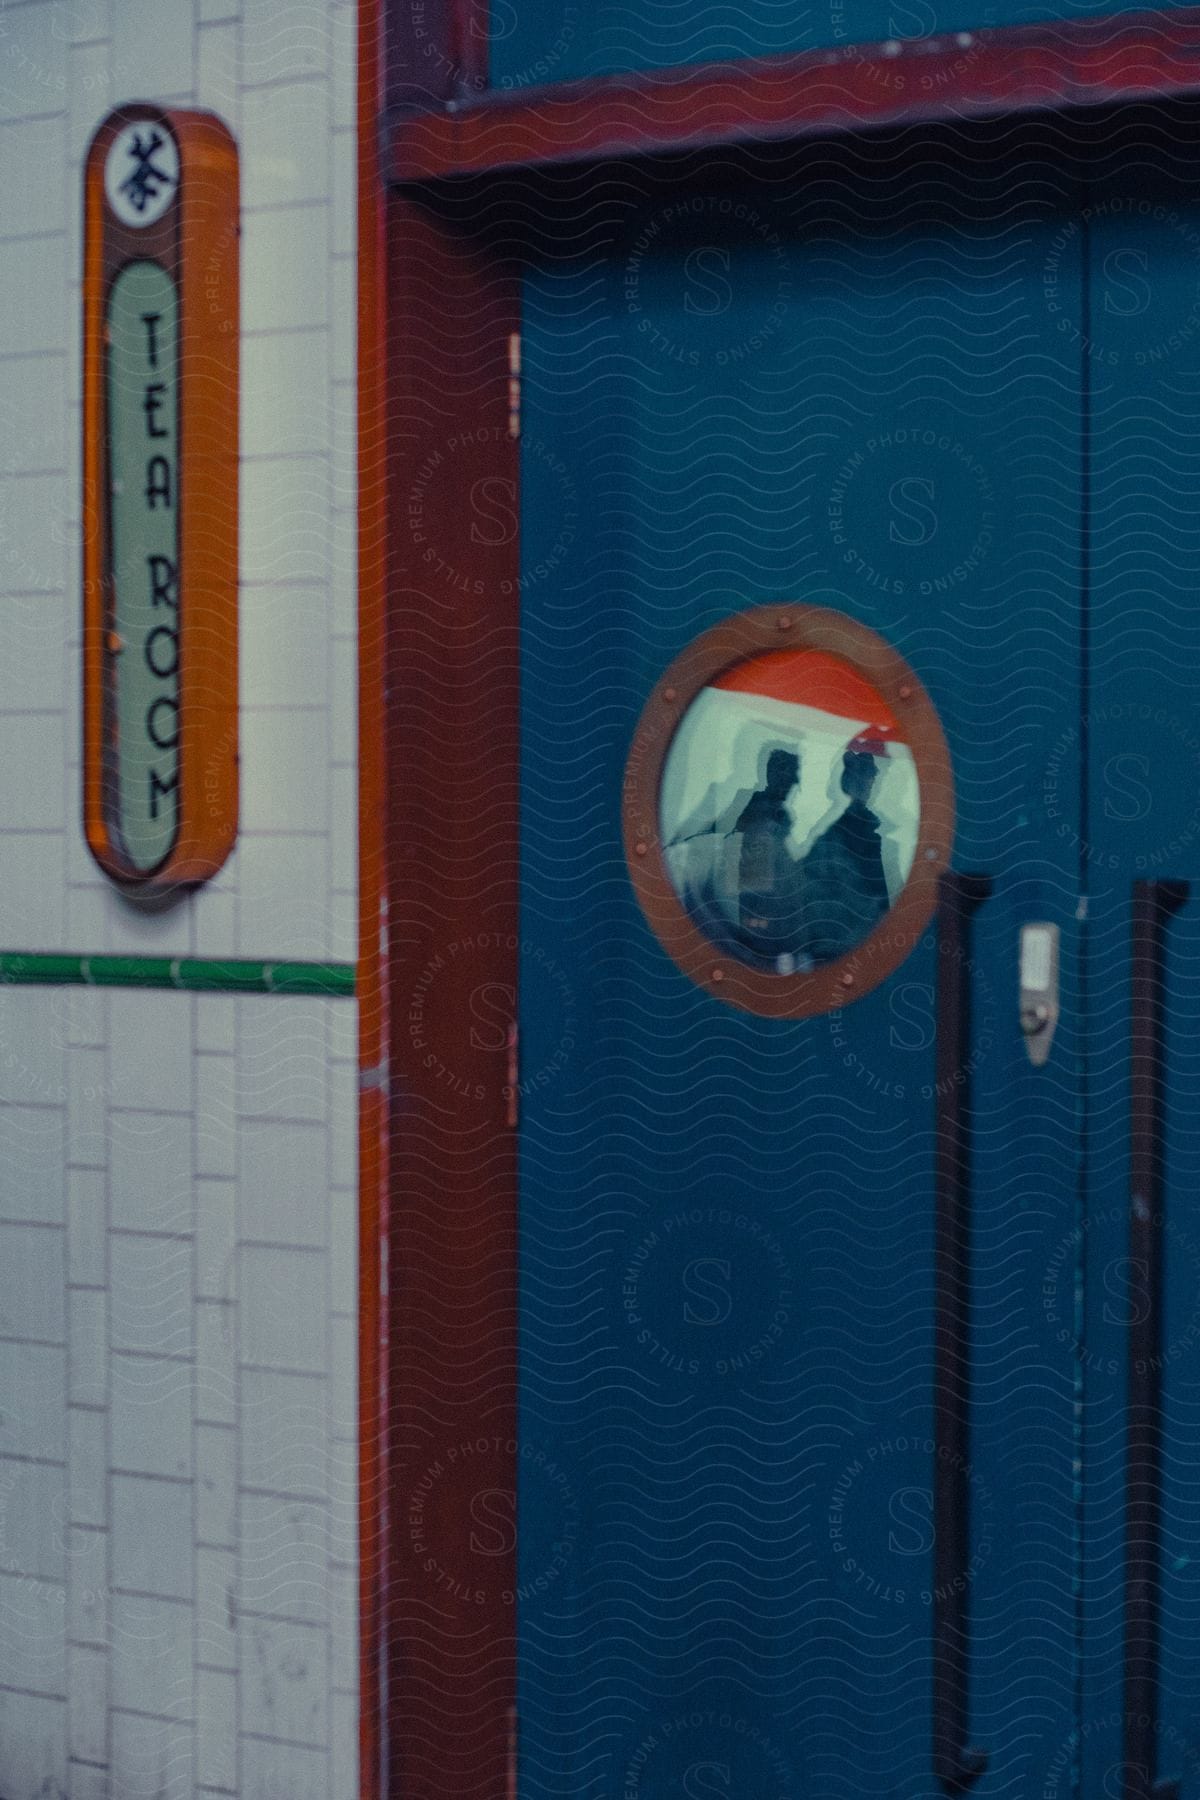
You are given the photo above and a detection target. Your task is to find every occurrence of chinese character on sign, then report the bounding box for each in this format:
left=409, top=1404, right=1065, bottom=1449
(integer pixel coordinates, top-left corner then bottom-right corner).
left=104, top=119, right=181, bottom=229
left=118, top=129, right=175, bottom=216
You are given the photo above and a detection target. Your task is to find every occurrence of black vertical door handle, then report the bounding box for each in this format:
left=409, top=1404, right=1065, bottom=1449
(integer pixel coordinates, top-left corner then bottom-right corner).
left=1124, top=879, right=1189, bottom=1800
left=932, top=872, right=993, bottom=1796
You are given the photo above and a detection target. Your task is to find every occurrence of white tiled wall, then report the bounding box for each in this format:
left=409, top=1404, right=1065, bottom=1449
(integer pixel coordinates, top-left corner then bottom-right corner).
left=0, top=983, right=361, bottom=1800
left=0, top=0, right=359, bottom=961
left=0, top=2, right=361, bottom=1797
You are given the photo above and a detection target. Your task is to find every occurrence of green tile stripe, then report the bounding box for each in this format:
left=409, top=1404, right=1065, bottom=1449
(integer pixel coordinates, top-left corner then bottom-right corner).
left=0, top=953, right=356, bottom=997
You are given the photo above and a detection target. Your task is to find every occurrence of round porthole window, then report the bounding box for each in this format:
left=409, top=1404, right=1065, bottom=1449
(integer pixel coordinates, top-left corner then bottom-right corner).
left=623, top=606, right=954, bottom=1017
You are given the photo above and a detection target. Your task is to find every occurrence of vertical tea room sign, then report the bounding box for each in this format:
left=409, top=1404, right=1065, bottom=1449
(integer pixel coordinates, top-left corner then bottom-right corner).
left=83, top=108, right=239, bottom=889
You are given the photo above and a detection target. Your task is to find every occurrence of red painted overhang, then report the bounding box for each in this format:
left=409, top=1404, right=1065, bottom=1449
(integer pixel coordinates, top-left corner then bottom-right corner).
left=385, top=5, right=1200, bottom=181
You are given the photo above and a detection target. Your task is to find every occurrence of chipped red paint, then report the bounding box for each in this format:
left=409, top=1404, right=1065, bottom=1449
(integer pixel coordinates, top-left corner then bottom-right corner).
left=387, top=7, right=1200, bottom=180
left=380, top=0, right=522, bottom=1789
left=382, top=187, right=522, bottom=1800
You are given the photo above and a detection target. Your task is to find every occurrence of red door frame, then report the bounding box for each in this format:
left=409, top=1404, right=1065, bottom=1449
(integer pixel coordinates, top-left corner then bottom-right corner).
left=362, top=8, right=1200, bottom=1798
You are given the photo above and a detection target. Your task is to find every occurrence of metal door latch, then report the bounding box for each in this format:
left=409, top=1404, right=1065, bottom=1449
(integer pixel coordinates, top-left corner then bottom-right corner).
left=1019, top=923, right=1060, bottom=1067
left=504, top=1022, right=519, bottom=1128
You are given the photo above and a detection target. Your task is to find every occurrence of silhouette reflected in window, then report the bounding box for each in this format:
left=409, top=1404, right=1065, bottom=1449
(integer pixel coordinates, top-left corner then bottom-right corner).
left=800, top=747, right=891, bottom=966
left=734, top=748, right=807, bottom=966
left=660, top=649, right=919, bottom=975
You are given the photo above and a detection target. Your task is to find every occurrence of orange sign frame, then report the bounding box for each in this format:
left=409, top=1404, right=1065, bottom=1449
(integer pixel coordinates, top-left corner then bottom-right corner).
left=83, top=106, right=239, bottom=891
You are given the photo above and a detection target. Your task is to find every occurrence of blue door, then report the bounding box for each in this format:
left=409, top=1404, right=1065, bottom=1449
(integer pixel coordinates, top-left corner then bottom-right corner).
left=1075, top=160, right=1200, bottom=1800
left=514, top=137, right=1091, bottom=1798
left=506, top=126, right=1200, bottom=1796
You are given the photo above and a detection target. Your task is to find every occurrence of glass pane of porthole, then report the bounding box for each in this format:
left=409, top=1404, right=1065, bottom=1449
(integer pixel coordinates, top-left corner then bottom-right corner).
left=660, top=648, right=920, bottom=972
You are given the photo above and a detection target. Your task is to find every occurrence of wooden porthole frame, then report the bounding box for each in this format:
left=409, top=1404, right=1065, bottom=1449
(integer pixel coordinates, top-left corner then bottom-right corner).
left=622, top=603, right=955, bottom=1017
